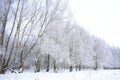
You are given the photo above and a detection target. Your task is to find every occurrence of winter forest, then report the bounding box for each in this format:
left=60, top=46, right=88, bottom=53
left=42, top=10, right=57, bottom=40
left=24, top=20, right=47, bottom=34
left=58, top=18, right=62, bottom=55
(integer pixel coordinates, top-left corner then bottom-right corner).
left=0, top=0, right=120, bottom=75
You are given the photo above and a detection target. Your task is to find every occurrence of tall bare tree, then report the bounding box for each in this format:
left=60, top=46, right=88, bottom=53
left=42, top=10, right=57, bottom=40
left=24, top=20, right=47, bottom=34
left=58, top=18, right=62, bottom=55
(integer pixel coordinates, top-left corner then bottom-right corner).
left=0, top=0, right=13, bottom=74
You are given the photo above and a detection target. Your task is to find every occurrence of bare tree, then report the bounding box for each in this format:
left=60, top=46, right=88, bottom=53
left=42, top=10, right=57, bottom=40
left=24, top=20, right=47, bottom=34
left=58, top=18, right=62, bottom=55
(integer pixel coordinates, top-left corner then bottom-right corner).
left=0, top=0, right=13, bottom=74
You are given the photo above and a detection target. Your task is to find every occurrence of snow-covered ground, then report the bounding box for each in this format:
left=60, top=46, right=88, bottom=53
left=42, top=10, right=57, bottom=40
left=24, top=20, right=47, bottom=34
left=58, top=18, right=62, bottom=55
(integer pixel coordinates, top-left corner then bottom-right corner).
left=0, top=70, right=120, bottom=80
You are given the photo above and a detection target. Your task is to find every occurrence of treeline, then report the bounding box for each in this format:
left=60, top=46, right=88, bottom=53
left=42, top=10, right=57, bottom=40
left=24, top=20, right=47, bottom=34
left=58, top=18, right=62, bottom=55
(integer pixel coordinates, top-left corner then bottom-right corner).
left=0, top=0, right=120, bottom=74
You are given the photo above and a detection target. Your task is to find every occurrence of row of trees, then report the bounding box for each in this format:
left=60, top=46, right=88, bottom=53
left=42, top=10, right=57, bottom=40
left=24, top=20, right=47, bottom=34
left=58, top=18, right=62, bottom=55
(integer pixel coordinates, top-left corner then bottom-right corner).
left=11, top=23, right=120, bottom=73
left=0, top=0, right=70, bottom=74
left=0, top=0, right=120, bottom=74
left=31, top=23, right=114, bottom=72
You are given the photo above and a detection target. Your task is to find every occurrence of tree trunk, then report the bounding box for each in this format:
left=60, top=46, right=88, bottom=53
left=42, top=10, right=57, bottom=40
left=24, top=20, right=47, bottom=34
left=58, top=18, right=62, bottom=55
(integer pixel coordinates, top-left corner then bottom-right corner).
left=19, top=52, right=24, bottom=73
left=78, top=65, right=81, bottom=71
left=94, top=55, right=98, bottom=70
left=0, top=56, right=6, bottom=74
left=54, top=60, right=57, bottom=73
left=0, top=64, right=5, bottom=74
left=46, top=54, right=50, bottom=72
left=19, top=63, right=24, bottom=73
left=69, top=65, right=72, bottom=72
left=34, top=56, right=41, bottom=73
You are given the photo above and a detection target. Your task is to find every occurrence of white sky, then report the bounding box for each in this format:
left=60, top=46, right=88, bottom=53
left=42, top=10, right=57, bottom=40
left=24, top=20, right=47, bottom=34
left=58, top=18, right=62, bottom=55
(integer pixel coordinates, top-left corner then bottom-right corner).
left=70, top=0, right=120, bottom=47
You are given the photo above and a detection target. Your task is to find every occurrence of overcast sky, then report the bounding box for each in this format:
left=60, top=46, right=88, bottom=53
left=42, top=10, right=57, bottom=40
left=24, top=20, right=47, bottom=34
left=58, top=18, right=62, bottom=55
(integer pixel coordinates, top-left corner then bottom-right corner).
left=70, top=0, right=120, bottom=47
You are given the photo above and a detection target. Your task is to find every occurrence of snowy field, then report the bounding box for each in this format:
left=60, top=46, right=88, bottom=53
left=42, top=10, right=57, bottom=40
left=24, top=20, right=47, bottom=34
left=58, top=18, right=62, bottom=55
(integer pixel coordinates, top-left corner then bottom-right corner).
left=0, top=70, right=120, bottom=80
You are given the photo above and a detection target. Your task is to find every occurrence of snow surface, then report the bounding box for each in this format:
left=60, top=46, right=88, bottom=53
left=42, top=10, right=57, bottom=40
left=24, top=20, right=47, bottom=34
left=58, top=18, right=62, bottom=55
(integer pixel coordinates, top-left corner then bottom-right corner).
left=0, top=70, right=120, bottom=80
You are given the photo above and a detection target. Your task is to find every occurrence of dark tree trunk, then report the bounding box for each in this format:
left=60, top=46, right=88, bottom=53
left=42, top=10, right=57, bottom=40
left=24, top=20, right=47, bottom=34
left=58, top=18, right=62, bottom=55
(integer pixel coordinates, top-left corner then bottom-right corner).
left=78, top=65, right=81, bottom=71
left=94, top=55, right=98, bottom=70
left=0, top=57, right=6, bottom=74
left=19, top=52, right=24, bottom=73
left=46, top=54, right=50, bottom=72
left=0, top=64, right=5, bottom=74
left=54, top=60, right=57, bottom=73
left=69, top=65, right=72, bottom=72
